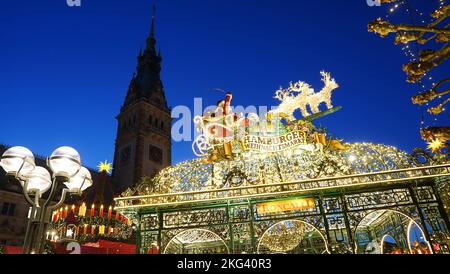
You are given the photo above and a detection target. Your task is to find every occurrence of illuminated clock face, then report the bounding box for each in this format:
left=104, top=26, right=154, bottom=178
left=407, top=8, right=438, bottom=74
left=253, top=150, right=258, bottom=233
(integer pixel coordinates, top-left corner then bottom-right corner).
left=149, top=145, right=163, bottom=164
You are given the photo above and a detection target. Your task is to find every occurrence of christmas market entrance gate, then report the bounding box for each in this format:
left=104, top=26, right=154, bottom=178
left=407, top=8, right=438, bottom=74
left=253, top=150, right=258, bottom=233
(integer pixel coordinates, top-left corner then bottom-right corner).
left=115, top=164, right=450, bottom=254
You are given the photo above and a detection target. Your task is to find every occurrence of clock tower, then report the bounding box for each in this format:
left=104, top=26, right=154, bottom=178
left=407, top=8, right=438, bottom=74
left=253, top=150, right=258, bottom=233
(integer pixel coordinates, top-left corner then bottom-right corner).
left=112, top=10, right=171, bottom=192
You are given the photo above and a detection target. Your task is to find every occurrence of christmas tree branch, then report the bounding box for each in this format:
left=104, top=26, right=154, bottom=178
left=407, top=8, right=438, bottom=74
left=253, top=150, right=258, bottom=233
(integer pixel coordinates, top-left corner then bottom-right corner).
left=429, top=97, right=450, bottom=115
left=369, top=18, right=450, bottom=38
left=421, top=127, right=450, bottom=143
left=412, top=78, right=450, bottom=105
left=403, top=49, right=450, bottom=83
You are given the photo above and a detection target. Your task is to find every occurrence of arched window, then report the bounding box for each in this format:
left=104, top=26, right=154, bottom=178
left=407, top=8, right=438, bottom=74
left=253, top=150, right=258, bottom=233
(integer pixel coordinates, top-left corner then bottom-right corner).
left=160, top=121, right=164, bottom=130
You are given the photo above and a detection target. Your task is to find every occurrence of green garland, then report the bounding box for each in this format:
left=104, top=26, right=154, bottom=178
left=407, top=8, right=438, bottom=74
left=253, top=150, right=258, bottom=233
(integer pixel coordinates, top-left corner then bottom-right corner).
left=49, top=215, right=133, bottom=244
left=0, top=245, right=4, bottom=254
left=43, top=242, right=55, bottom=254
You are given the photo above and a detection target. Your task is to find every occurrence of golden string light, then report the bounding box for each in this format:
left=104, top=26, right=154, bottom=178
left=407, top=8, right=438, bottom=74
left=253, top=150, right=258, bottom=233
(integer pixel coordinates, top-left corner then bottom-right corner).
left=382, top=0, right=448, bottom=133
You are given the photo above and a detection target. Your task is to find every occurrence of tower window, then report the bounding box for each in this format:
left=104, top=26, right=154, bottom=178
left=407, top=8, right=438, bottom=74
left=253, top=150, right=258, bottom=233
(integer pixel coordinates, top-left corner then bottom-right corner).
left=149, top=115, right=153, bottom=125
left=1, top=202, right=16, bottom=216
left=149, top=145, right=163, bottom=164
left=151, top=169, right=158, bottom=177
left=154, top=118, right=158, bottom=127
left=160, top=121, right=164, bottom=130
left=120, top=145, right=132, bottom=165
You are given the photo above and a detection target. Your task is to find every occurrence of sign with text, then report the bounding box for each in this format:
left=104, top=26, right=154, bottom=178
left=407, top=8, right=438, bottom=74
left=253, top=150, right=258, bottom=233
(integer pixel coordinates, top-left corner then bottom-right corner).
left=256, top=198, right=316, bottom=214
left=243, top=130, right=307, bottom=153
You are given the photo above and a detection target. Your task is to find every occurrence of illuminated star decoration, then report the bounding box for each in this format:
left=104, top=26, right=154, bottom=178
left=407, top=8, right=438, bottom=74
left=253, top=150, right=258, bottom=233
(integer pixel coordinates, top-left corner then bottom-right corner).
left=97, top=160, right=112, bottom=174
left=427, top=138, right=444, bottom=153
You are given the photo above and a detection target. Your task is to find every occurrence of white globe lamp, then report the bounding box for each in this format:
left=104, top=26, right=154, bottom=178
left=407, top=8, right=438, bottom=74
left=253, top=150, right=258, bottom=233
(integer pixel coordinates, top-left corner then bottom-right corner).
left=64, top=166, right=92, bottom=193
left=23, top=166, right=52, bottom=195
left=0, top=146, right=36, bottom=177
left=48, top=146, right=81, bottom=178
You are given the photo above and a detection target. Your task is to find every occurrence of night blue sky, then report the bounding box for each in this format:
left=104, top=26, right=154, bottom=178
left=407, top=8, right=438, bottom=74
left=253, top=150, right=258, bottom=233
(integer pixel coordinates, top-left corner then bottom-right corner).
left=0, top=0, right=446, bottom=169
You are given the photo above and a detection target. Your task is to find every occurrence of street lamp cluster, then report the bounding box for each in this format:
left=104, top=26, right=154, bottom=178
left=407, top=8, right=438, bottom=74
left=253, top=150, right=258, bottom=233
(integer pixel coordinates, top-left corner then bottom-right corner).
left=0, top=146, right=92, bottom=254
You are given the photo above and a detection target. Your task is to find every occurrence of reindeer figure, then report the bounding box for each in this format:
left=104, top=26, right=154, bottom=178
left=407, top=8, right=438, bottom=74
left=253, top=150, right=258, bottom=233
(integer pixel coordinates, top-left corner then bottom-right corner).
left=270, top=81, right=314, bottom=122
left=269, top=71, right=339, bottom=121
left=306, top=71, right=339, bottom=114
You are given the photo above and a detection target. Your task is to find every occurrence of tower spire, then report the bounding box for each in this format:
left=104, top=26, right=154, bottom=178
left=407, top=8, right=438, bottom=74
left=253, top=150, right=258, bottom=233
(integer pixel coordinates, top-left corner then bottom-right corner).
left=151, top=5, right=156, bottom=36
left=146, top=4, right=157, bottom=52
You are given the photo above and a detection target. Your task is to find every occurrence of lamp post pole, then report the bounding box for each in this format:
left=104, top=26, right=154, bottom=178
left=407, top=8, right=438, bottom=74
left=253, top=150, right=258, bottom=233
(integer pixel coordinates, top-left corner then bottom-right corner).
left=0, top=146, right=93, bottom=254
left=32, top=179, right=69, bottom=254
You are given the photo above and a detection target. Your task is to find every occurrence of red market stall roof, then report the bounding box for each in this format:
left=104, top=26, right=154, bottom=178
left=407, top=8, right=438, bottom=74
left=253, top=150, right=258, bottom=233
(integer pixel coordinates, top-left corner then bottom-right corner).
left=2, top=245, right=22, bottom=254
left=83, top=240, right=135, bottom=254
left=2, top=240, right=136, bottom=254
left=52, top=240, right=136, bottom=254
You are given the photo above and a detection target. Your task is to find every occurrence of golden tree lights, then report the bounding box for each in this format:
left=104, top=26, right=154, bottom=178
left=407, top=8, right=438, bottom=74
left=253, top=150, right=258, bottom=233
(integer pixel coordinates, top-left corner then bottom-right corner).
left=367, top=1, right=450, bottom=154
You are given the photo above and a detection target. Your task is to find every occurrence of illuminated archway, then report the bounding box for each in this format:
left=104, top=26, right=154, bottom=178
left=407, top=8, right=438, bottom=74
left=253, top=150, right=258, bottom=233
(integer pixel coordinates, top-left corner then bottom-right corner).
left=380, top=234, right=397, bottom=254
left=407, top=220, right=432, bottom=254
left=163, top=229, right=229, bottom=254
left=257, top=220, right=329, bottom=254
left=355, top=209, right=431, bottom=254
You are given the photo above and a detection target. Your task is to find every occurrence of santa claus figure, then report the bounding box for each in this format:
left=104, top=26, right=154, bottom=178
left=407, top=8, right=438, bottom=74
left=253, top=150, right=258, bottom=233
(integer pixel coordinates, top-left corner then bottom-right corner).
left=217, top=92, right=234, bottom=139
left=205, top=92, right=250, bottom=161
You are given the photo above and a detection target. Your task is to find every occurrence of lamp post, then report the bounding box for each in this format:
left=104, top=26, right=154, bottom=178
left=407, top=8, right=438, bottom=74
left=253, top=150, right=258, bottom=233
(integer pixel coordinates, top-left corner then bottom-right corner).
left=0, top=146, right=93, bottom=254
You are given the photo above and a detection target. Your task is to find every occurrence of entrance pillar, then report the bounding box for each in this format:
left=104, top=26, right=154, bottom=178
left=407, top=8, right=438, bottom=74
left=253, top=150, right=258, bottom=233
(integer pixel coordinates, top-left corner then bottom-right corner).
left=248, top=200, right=257, bottom=254
left=341, top=194, right=355, bottom=253
left=318, top=195, right=333, bottom=254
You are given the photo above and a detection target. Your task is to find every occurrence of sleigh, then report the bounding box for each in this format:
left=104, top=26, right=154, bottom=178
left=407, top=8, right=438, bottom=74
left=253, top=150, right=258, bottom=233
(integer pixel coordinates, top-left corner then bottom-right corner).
left=192, top=113, right=250, bottom=157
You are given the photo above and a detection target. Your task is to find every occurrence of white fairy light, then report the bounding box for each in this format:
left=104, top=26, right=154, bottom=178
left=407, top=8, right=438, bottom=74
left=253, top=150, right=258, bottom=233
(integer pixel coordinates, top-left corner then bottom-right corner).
left=348, top=155, right=357, bottom=162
